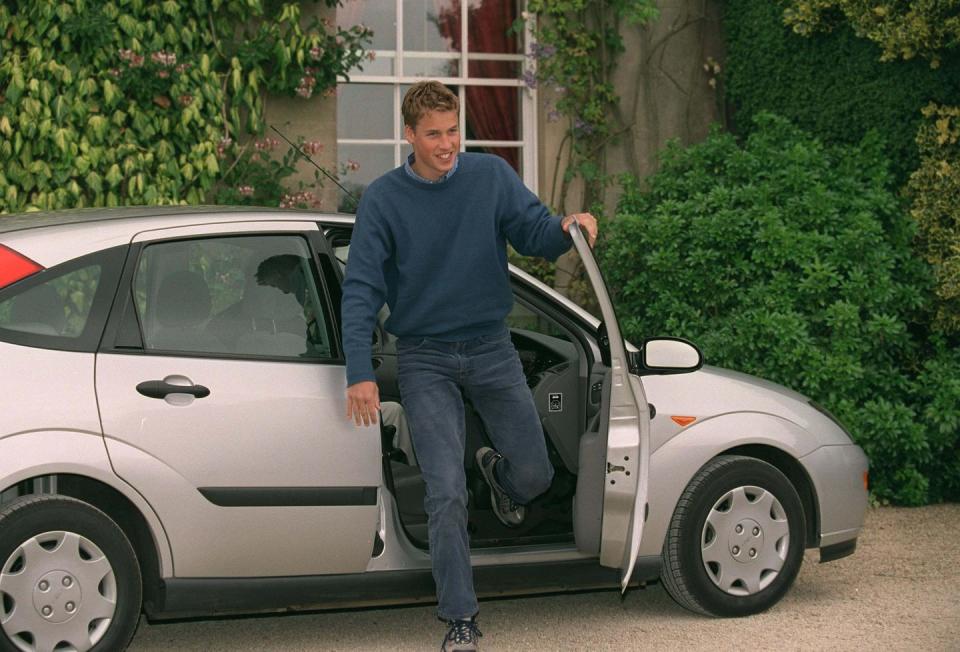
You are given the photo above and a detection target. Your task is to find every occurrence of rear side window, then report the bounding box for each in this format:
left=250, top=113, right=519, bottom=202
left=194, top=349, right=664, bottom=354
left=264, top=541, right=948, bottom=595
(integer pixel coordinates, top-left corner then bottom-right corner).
left=0, top=246, right=125, bottom=351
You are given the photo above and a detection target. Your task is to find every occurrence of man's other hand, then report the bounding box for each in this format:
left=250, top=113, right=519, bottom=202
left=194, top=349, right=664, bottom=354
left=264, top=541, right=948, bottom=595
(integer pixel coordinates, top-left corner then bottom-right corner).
left=561, top=212, right=598, bottom=248
left=346, top=381, right=380, bottom=427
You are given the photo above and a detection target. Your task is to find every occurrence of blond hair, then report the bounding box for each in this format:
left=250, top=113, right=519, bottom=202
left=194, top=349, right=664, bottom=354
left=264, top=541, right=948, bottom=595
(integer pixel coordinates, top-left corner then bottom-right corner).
left=402, top=81, right=459, bottom=129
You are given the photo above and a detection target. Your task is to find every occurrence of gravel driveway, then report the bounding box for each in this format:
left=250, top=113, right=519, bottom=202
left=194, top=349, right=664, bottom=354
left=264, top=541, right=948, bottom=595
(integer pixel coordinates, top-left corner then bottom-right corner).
left=130, top=504, right=960, bottom=651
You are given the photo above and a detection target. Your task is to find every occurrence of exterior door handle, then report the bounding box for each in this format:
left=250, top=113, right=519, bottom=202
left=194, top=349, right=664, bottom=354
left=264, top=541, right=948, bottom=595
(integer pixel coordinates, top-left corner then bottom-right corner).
left=136, top=380, right=210, bottom=399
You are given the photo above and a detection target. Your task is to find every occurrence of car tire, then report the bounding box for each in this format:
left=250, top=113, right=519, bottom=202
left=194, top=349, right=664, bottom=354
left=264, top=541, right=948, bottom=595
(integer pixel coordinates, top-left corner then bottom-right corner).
left=660, top=455, right=805, bottom=617
left=0, top=495, right=142, bottom=652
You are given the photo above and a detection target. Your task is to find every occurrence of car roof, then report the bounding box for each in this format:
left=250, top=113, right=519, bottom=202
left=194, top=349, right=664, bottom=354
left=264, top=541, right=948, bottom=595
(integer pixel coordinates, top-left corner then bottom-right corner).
left=0, top=206, right=355, bottom=267
left=0, top=206, right=354, bottom=235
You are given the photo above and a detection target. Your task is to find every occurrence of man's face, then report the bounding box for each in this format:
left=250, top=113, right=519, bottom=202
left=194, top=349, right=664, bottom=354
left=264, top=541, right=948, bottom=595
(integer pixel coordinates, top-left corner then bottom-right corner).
left=404, top=109, right=460, bottom=181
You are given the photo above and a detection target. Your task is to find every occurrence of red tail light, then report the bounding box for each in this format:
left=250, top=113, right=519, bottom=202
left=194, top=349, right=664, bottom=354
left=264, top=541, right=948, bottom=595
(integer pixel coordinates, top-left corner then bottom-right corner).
left=0, top=244, right=44, bottom=289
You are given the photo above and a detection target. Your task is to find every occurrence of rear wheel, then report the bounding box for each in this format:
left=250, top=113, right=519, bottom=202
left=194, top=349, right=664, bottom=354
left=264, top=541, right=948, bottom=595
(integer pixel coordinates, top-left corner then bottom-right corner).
left=0, top=495, right=142, bottom=652
left=661, top=455, right=805, bottom=617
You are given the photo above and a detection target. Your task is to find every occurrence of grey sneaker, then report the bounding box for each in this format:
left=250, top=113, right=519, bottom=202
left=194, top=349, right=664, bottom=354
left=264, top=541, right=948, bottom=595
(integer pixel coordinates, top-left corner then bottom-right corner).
left=442, top=618, right=482, bottom=651
left=475, top=447, right=525, bottom=528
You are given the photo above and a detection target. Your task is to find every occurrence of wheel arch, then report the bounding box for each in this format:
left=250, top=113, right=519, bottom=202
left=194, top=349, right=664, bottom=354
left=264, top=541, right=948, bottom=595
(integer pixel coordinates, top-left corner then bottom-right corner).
left=1, top=472, right=167, bottom=613
left=0, top=431, right=173, bottom=580
left=642, top=412, right=819, bottom=557
left=719, top=444, right=820, bottom=548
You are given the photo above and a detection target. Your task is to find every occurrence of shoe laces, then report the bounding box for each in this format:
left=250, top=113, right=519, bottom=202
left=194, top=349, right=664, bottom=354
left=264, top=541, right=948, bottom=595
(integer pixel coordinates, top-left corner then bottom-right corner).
left=486, top=453, right=521, bottom=512
left=446, top=619, right=482, bottom=645
left=497, top=491, right=521, bottom=514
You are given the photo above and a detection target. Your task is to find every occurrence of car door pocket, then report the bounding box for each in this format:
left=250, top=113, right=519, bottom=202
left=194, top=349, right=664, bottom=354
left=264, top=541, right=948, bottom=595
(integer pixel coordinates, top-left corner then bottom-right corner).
left=371, top=356, right=382, bottom=370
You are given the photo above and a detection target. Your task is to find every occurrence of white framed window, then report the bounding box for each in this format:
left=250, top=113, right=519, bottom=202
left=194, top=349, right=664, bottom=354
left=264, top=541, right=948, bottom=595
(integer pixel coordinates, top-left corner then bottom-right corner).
left=336, top=0, right=536, bottom=210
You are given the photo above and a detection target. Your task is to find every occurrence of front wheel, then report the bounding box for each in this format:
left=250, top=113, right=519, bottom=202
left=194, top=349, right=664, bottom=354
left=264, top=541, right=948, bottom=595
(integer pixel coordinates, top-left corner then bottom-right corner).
left=0, top=495, right=142, bottom=652
left=661, top=455, right=805, bottom=617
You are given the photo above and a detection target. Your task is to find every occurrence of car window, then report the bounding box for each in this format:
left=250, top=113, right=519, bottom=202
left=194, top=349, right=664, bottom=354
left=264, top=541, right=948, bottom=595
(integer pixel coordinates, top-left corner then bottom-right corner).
left=0, top=265, right=100, bottom=337
left=0, top=246, right=124, bottom=352
left=507, top=300, right=574, bottom=342
left=133, top=235, right=334, bottom=359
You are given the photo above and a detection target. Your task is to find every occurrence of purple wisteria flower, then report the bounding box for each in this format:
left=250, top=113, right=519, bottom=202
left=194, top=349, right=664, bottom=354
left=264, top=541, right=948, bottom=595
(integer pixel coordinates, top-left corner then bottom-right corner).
left=530, top=43, right=556, bottom=59
left=522, top=69, right=538, bottom=89
left=574, top=117, right=594, bottom=135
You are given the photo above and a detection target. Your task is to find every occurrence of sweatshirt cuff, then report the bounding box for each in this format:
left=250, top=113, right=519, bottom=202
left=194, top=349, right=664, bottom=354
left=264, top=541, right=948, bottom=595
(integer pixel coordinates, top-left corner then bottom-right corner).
left=547, top=217, right=573, bottom=260
left=345, top=353, right=377, bottom=386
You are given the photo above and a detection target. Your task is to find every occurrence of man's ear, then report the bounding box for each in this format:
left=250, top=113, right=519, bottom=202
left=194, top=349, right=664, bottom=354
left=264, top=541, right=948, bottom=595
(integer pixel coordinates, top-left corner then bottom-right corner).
left=403, top=124, right=415, bottom=144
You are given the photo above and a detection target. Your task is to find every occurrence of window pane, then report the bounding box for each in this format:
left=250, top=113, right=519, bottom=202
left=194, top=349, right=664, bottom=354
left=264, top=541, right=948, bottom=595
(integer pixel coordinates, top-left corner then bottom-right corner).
left=403, top=57, right=459, bottom=78
left=0, top=265, right=101, bottom=337
left=338, top=0, right=396, bottom=50
left=465, top=85, right=520, bottom=141
left=404, top=0, right=460, bottom=52
left=467, top=58, right=520, bottom=79
left=467, top=0, right=520, bottom=54
left=135, top=236, right=332, bottom=359
left=338, top=84, right=394, bottom=140
left=350, top=53, right=394, bottom=77
left=338, top=144, right=397, bottom=211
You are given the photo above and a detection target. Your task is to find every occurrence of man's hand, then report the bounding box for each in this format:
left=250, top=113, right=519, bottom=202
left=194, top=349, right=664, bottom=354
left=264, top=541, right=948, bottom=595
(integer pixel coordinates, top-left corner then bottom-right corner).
left=346, top=381, right=380, bottom=427
left=561, top=212, right=598, bottom=248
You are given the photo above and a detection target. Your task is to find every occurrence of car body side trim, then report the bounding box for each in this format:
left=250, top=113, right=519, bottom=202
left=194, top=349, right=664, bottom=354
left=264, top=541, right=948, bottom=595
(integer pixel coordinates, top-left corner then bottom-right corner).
left=197, top=486, right=378, bottom=507
left=148, top=556, right=662, bottom=619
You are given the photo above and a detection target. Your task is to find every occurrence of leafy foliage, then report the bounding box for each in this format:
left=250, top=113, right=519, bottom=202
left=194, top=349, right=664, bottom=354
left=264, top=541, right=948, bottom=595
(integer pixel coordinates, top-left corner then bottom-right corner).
left=601, top=113, right=958, bottom=504
left=0, top=1, right=370, bottom=212
left=783, top=0, right=960, bottom=67
left=909, top=103, right=960, bottom=334
left=723, top=0, right=960, bottom=183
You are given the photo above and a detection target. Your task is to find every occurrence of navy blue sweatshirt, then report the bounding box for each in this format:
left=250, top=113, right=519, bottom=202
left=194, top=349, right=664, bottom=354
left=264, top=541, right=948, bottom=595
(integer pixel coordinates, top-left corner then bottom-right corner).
left=341, top=152, right=571, bottom=385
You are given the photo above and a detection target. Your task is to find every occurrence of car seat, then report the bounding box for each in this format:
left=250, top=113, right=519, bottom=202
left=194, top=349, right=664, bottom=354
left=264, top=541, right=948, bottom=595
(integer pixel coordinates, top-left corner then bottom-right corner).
left=150, top=270, right=223, bottom=352
left=233, top=283, right=307, bottom=357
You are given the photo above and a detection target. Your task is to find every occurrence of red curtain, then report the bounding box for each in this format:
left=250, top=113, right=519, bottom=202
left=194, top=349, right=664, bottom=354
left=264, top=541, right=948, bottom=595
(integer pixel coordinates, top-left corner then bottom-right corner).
left=436, top=0, right=519, bottom=171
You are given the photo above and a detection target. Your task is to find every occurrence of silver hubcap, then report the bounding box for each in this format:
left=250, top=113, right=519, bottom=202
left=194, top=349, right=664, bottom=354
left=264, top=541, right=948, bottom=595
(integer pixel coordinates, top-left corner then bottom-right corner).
left=0, top=531, right=117, bottom=652
left=701, top=485, right=790, bottom=596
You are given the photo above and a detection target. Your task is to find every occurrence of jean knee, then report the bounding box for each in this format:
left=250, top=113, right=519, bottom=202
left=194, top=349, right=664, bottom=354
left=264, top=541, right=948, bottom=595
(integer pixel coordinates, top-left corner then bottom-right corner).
left=509, top=459, right=554, bottom=502
left=425, top=485, right=469, bottom=522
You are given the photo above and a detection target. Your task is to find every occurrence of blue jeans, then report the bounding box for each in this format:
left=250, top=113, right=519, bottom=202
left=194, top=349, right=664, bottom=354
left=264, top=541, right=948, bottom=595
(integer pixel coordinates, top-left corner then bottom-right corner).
left=396, top=328, right=554, bottom=621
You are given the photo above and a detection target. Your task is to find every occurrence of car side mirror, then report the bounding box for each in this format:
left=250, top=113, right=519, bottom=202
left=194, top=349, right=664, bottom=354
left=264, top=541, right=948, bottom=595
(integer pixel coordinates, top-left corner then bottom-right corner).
left=638, top=337, right=703, bottom=375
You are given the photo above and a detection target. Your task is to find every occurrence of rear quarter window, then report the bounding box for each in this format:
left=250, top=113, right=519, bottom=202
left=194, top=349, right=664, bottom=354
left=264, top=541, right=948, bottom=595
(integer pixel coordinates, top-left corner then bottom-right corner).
left=0, top=246, right=126, bottom=352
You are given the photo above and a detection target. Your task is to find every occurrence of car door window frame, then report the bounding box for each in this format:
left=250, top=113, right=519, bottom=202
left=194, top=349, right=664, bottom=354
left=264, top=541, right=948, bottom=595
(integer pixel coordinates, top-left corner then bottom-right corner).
left=100, top=231, right=344, bottom=364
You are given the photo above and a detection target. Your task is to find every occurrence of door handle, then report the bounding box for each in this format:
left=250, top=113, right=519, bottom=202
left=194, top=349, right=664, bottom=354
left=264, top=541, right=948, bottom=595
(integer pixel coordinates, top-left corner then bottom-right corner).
left=136, top=380, right=210, bottom=399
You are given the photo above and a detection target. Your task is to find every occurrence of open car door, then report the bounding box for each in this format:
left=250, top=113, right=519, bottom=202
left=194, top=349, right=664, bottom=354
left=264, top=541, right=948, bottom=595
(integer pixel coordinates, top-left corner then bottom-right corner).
left=570, top=222, right=651, bottom=592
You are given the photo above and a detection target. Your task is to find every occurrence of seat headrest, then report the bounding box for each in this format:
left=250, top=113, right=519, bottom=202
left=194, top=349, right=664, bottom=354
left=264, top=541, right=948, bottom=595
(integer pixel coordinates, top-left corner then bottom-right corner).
left=156, top=270, right=212, bottom=327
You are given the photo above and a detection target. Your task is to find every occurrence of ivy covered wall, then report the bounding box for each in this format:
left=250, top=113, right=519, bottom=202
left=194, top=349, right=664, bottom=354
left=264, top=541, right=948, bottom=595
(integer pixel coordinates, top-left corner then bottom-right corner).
left=0, top=0, right=370, bottom=212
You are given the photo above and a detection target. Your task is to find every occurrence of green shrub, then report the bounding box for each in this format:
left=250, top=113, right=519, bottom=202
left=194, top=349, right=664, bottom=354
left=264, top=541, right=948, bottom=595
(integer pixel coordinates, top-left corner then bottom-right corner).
left=723, top=0, right=960, bottom=183
left=602, top=113, right=959, bottom=504
left=912, top=337, right=960, bottom=502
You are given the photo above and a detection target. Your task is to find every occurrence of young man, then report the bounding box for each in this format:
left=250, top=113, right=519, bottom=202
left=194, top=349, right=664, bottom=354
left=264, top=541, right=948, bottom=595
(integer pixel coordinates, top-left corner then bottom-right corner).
left=341, top=81, right=597, bottom=651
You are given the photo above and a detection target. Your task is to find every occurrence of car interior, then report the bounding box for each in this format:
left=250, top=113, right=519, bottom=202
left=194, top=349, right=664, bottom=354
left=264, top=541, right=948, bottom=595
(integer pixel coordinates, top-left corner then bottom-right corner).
left=327, top=228, right=608, bottom=553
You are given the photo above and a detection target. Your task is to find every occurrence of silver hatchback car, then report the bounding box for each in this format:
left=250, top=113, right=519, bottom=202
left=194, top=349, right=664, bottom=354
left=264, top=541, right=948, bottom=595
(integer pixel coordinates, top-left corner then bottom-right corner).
left=0, top=207, right=867, bottom=651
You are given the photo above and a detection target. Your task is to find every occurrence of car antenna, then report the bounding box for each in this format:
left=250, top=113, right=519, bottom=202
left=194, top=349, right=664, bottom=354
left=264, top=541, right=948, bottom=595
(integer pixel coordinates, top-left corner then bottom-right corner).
left=269, top=125, right=360, bottom=211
